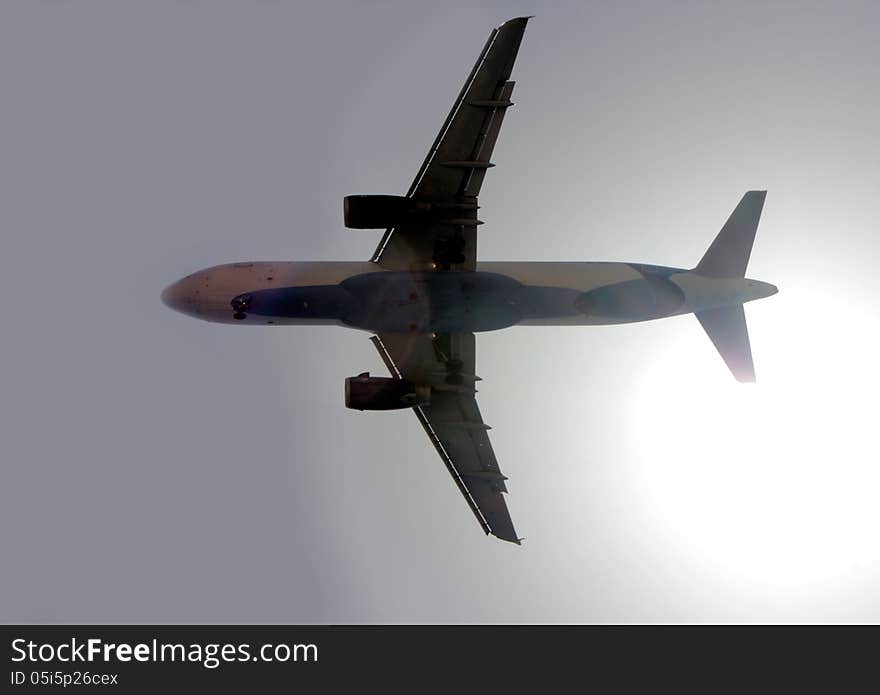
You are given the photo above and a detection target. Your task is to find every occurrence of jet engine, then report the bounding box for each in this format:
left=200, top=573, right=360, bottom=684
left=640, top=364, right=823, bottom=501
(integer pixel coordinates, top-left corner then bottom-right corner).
left=344, top=372, right=430, bottom=410
left=343, top=195, right=416, bottom=229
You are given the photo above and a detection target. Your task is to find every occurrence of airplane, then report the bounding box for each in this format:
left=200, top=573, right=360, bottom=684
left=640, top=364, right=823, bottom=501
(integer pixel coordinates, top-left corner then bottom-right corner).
left=162, top=17, right=777, bottom=544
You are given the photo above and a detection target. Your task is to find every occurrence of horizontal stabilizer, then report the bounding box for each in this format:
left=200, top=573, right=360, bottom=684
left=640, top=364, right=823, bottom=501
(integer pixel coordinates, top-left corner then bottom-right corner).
left=695, top=304, right=756, bottom=382
left=696, top=191, right=766, bottom=278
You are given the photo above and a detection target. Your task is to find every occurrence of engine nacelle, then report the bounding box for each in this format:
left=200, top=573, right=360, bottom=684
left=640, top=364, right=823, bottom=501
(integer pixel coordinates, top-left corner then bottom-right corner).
left=344, top=372, right=430, bottom=411
left=342, top=195, right=440, bottom=229
left=343, top=195, right=415, bottom=229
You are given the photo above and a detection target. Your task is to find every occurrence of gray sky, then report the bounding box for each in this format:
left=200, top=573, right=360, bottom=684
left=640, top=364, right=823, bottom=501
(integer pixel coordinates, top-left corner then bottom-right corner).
left=2, top=0, right=879, bottom=623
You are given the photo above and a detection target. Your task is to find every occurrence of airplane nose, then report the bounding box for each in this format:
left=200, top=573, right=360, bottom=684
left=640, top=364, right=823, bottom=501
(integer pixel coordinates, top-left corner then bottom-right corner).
left=161, top=281, right=177, bottom=308
left=161, top=278, right=190, bottom=313
left=160, top=283, right=173, bottom=307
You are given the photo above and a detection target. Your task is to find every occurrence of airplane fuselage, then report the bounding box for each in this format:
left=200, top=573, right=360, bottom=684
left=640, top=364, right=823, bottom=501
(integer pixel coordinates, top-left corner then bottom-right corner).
left=161, top=261, right=777, bottom=333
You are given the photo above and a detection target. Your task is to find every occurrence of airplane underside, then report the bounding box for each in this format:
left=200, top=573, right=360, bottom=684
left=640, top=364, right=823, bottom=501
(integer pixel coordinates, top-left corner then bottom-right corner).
left=230, top=266, right=688, bottom=332
left=162, top=16, right=778, bottom=544
left=165, top=260, right=774, bottom=334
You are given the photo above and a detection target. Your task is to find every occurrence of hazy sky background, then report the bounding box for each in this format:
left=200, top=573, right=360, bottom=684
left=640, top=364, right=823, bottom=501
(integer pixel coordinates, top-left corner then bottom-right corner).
left=2, top=0, right=879, bottom=622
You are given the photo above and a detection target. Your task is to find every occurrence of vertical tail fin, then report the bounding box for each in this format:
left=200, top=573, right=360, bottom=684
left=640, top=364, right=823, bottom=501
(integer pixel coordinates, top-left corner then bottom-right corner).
left=696, top=190, right=766, bottom=278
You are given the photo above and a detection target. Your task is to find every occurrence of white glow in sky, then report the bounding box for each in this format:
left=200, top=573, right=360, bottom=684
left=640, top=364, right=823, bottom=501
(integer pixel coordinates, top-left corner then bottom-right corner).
left=630, top=287, right=880, bottom=596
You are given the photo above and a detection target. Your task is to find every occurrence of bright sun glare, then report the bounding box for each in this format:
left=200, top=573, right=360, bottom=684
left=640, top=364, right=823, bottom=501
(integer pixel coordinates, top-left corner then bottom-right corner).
left=628, top=287, right=880, bottom=593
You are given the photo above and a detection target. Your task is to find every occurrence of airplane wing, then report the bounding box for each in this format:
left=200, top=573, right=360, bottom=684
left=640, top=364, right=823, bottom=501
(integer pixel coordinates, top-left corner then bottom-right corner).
left=371, top=332, right=520, bottom=544
left=371, top=17, right=531, bottom=272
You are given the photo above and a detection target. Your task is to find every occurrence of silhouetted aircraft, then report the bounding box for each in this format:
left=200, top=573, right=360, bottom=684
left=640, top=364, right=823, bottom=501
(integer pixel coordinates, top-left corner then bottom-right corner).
left=163, top=17, right=777, bottom=544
